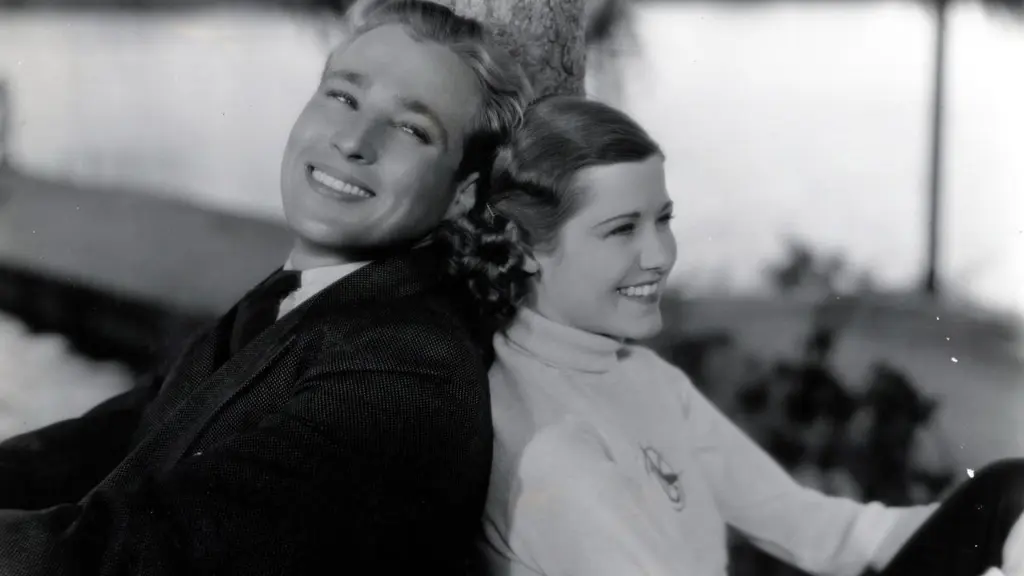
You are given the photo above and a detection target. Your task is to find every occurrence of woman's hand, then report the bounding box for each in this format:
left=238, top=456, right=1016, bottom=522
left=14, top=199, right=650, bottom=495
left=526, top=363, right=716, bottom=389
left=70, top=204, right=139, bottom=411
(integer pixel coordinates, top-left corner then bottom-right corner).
left=1001, top=508, right=1024, bottom=576
left=979, top=510, right=1024, bottom=576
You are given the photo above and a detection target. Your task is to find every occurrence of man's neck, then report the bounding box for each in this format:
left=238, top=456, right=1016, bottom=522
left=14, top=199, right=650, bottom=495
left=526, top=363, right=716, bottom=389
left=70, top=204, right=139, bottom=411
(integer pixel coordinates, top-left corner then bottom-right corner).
left=287, top=238, right=426, bottom=272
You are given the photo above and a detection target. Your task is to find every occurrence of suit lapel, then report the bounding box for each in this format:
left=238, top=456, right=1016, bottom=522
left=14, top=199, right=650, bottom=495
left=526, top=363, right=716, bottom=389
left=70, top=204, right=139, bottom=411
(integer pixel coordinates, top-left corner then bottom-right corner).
left=190, top=265, right=292, bottom=373
left=136, top=303, right=237, bottom=434
left=161, top=318, right=301, bottom=470
left=154, top=247, right=446, bottom=469
left=149, top=265, right=287, bottom=395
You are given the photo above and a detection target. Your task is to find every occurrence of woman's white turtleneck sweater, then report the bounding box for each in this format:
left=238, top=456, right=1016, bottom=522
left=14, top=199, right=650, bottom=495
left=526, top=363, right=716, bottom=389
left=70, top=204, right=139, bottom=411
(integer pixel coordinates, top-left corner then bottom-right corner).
left=481, top=308, right=937, bottom=576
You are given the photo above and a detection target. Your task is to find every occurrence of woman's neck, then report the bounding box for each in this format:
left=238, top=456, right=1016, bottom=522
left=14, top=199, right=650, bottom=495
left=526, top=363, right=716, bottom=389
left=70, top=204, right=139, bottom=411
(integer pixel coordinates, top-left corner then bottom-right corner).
left=522, top=304, right=629, bottom=345
left=504, top=307, right=625, bottom=374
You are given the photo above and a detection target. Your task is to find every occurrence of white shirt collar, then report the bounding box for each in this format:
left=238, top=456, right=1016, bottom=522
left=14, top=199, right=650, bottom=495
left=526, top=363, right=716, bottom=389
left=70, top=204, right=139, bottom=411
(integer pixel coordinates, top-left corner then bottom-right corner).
left=277, top=259, right=371, bottom=319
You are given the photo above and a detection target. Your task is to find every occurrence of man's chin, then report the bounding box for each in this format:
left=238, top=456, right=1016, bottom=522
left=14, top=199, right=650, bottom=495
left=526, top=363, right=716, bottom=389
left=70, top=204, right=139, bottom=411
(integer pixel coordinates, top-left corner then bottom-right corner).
left=292, top=230, right=432, bottom=263
left=288, top=220, right=350, bottom=247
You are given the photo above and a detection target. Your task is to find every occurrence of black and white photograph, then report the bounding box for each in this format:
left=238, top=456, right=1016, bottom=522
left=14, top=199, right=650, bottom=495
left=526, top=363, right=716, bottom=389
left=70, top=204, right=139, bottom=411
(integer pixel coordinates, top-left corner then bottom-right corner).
left=0, top=0, right=1022, bottom=573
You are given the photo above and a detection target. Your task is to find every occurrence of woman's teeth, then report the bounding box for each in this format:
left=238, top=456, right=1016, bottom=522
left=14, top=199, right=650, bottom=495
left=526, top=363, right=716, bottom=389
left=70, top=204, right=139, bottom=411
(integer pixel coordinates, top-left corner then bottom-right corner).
left=618, top=283, right=659, bottom=298
left=311, top=169, right=373, bottom=198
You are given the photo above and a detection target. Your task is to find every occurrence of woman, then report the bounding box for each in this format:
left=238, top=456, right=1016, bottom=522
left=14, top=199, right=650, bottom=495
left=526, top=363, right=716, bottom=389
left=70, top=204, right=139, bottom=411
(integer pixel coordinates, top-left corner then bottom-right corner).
left=440, top=95, right=1024, bottom=576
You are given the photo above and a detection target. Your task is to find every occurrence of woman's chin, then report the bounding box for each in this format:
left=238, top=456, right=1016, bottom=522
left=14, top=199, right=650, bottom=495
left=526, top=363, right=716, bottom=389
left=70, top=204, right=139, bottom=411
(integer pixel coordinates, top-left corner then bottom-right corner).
left=602, top=316, right=664, bottom=342
left=632, top=323, right=665, bottom=342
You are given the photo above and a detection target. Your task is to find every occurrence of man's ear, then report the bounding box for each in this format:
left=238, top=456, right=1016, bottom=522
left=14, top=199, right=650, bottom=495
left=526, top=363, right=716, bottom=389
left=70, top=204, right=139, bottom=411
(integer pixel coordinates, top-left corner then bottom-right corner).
left=445, top=172, right=479, bottom=220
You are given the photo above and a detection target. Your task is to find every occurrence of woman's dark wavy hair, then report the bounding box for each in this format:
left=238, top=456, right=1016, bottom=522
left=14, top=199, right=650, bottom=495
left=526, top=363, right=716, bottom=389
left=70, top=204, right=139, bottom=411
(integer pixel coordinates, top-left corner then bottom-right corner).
left=437, top=95, right=663, bottom=333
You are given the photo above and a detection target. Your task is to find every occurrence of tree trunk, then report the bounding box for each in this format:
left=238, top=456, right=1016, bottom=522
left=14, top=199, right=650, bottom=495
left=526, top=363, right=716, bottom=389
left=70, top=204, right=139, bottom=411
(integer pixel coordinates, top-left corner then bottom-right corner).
left=436, top=0, right=587, bottom=98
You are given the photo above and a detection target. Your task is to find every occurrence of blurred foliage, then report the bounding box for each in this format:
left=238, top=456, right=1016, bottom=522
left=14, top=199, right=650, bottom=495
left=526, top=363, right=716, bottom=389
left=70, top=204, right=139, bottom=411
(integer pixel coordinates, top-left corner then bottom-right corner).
left=766, top=238, right=878, bottom=299
left=654, top=241, right=958, bottom=576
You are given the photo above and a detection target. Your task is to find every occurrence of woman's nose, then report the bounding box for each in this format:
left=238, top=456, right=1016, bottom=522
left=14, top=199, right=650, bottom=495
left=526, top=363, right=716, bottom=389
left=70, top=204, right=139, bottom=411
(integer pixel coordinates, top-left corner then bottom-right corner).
left=639, top=228, right=675, bottom=272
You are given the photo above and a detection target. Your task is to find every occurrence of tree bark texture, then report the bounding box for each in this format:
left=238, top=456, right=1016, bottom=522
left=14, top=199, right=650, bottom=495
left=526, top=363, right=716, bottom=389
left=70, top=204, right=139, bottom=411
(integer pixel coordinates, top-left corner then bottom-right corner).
left=437, top=0, right=586, bottom=98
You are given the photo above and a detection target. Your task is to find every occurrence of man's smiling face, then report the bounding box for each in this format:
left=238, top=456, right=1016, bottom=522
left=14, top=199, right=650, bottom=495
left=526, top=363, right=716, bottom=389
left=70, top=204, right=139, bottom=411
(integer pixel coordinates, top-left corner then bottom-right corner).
left=280, top=24, right=483, bottom=254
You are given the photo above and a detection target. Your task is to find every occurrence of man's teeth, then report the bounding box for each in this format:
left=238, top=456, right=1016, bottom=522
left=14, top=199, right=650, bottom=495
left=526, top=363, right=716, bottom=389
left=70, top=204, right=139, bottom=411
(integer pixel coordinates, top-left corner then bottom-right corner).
left=618, top=283, right=659, bottom=298
left=311, top=169, right=373, bottom=198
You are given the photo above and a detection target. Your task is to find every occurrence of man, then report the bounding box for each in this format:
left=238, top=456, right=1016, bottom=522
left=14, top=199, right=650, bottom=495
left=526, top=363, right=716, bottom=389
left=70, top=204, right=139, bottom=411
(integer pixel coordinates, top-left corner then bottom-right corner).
left=0, top=1, right=532, bottom=573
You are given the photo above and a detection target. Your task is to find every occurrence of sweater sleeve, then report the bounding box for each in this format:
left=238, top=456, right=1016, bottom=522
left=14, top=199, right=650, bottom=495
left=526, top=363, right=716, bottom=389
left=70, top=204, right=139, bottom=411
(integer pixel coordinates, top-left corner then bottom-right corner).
left=670, top=365, right=935, bottom=576
left=505, top=417, right=690, bottom=576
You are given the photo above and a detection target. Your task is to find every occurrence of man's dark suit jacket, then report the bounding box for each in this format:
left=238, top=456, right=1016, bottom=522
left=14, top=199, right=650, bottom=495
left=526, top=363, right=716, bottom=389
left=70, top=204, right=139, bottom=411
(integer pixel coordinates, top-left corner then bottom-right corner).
left=0, top=247, right=493, bottom=575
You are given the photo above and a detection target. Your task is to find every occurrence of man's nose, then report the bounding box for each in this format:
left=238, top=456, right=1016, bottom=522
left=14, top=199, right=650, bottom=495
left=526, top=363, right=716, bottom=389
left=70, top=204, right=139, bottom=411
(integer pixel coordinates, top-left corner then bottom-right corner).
left=330, top=119, right=379, bottom=165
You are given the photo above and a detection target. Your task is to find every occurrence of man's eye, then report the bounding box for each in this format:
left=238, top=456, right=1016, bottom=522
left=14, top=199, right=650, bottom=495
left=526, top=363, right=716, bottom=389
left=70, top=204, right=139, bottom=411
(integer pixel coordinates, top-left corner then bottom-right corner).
left=326, top=90, right=357, bottom=109
left=398, top=124, right=431, bottom=144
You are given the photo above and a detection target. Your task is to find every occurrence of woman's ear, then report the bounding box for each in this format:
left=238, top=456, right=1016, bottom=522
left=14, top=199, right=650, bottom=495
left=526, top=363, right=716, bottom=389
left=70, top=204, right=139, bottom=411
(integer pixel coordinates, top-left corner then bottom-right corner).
left=446, top=173, right=479, bottom=220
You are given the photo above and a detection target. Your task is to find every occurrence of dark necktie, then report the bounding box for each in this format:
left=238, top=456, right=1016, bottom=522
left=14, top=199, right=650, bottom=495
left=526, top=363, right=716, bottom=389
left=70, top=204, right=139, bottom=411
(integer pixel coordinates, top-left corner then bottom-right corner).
left=229, top=269, right=301, bottom=354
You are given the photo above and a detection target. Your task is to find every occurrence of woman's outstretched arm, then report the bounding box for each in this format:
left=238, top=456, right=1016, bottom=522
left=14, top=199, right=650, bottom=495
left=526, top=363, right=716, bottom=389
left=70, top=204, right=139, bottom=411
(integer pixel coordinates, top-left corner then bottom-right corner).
left=672, top=367, right=937, bottom=576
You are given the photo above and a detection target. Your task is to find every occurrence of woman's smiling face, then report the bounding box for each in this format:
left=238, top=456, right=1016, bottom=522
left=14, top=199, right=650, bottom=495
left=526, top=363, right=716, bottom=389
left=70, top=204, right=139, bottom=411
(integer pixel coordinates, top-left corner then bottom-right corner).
left=529, top=155, right=677, bottom=341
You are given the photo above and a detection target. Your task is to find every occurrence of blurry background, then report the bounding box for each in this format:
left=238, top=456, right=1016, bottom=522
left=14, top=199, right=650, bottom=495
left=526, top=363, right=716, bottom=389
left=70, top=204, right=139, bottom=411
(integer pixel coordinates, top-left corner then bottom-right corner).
left=0, top=0, right=1021, bottom=572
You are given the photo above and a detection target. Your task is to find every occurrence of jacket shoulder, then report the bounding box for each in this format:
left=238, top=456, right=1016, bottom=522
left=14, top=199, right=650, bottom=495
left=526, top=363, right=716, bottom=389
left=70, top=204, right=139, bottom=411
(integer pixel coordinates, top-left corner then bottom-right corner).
left=309, top=287, right=487, bottom=382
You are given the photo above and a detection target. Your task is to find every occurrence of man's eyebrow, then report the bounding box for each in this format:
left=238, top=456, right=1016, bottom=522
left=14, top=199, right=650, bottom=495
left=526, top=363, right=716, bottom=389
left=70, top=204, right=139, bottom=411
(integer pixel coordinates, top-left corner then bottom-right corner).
left=322, top=68, right=367, bottom=86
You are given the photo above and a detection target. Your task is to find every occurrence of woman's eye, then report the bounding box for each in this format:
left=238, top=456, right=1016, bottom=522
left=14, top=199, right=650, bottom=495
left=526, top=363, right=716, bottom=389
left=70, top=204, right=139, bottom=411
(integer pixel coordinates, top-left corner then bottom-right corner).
left=609, top=223, right=636, bottom=236
left=658, top=213, right=676, bottom=225
left=326, top=90, right=357, bottom=109
left=398, top=124, right=431, bottom=144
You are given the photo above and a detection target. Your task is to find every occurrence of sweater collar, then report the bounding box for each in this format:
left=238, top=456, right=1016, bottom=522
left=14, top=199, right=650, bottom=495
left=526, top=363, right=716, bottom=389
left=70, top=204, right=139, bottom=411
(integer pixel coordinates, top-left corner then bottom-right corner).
left=502, top=307, right=626, bottom=374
